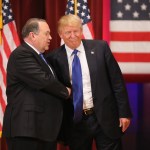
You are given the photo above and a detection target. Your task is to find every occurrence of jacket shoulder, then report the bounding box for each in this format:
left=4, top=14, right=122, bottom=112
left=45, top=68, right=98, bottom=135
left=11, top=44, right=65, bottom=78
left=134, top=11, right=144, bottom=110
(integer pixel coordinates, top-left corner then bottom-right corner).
left=82, top=39, right=108, bottom=46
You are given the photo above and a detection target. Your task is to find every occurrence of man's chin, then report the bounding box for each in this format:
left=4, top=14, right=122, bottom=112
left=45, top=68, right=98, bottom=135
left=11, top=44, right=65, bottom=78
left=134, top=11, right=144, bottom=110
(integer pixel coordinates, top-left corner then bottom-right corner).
left=45, top=47, right=50, bottom=51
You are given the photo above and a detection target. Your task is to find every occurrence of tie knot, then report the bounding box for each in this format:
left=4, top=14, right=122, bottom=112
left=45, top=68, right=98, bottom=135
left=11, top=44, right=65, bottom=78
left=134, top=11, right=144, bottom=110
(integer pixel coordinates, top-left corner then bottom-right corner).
left=39, top=53, right=47, bottom=64
left=39, top=53, right=44, bottom=59
left=72, top=49, right=78, bottom=55
left=39, top=53, right=43, bottom=57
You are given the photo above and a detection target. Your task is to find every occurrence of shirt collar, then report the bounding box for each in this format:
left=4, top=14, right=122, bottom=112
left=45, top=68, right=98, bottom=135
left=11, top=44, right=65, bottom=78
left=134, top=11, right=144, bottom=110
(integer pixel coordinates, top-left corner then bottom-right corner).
left=65, top=41, right=84, bottom=57
left=24, top=41, right=40, bottom=55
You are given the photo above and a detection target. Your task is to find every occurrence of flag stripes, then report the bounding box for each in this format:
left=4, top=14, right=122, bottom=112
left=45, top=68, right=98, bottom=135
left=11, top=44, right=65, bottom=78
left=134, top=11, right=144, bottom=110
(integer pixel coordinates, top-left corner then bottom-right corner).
left=110, top=21, right=150, bottom=32
left=82, top=23, right=94, bottom=39
left=110, top=1, right=150, bottom=78
left=0, top=0, right=20, bottom=135
left=111, top=42, right=150, bottom=53
left=110, top=32, right=150, bottom=41
left=118, top=63, right=150, bottom=74
left=113, top=53, right=150, bottom=62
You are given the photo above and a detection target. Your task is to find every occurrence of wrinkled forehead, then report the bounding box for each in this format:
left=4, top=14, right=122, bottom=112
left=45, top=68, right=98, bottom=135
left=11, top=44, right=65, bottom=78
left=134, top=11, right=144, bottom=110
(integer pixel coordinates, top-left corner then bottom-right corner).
left=38, top=21, right=50, bottom=32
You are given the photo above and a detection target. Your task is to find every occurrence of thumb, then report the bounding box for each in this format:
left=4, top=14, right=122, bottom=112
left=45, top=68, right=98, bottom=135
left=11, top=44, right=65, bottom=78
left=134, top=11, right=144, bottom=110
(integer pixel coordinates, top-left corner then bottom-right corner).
left=119, top=119, right=122, bottom=127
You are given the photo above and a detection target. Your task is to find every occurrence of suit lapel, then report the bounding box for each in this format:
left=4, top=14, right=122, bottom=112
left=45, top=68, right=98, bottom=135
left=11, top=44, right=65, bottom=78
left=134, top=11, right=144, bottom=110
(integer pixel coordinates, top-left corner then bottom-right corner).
left=82, top=40, right=97, bottom=98
left=57, top=47, right=71, bottom=86
left=22, top=42, right=54, bottom=75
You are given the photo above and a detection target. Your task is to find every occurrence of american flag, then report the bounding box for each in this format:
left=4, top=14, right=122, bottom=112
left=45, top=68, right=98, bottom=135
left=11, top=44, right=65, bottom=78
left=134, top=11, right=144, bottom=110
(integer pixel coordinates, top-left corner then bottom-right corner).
left=65, top=0, right=94, bottom=39
left=0, top=0, right=20, bottom=136
left=103, top=0, right=150, bottom=82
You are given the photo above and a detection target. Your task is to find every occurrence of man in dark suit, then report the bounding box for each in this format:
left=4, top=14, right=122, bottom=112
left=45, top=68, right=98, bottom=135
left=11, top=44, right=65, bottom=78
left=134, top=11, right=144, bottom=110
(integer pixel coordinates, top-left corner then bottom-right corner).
left=46, top=14, right=132, bottom=150
left=2, top=18, right=71, bottom=150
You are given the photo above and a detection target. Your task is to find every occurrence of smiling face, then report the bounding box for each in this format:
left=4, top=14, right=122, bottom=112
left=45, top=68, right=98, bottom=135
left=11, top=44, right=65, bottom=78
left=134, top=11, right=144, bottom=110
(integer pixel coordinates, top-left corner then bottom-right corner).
left=59, top=25, right=83, bottom=49
left=58, top=14, right=83, bottom=50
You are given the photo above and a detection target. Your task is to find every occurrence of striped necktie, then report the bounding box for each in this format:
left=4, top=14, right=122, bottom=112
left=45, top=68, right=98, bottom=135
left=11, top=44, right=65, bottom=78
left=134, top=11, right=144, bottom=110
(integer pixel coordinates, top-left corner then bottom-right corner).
left=39, top=53, right=55, bottom=77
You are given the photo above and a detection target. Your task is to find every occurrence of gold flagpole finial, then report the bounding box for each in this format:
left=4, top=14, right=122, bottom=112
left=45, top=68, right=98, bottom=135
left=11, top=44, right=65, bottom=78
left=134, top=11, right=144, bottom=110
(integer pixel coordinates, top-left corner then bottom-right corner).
left=74, top=0, right=77, bottom=15
left=0, top=131, right=2, bottom=138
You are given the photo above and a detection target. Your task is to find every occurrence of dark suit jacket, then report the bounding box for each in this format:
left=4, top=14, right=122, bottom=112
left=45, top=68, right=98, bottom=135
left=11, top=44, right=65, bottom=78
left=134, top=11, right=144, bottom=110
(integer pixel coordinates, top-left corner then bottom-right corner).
left=46, top=40, right=132, bottom=141
left=2, top=42, right=69, bottom=142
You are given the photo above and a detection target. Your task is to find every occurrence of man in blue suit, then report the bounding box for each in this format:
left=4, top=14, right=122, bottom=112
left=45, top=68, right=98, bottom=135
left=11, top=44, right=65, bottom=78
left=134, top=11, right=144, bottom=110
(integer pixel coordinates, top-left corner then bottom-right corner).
left=46, top=14, right=132, bottom=150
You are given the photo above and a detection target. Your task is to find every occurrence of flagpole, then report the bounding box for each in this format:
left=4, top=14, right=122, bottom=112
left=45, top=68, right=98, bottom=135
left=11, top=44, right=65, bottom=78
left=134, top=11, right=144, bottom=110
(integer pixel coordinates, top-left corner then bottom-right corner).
left=74, top=0, right=77, bottom=15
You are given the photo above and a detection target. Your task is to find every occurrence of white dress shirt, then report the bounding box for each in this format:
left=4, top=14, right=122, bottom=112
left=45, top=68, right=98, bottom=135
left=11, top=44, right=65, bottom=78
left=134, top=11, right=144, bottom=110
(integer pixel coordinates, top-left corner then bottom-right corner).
left=65, top=42, right=94, bottom=110
left=25, top=41, right=55, bottom=77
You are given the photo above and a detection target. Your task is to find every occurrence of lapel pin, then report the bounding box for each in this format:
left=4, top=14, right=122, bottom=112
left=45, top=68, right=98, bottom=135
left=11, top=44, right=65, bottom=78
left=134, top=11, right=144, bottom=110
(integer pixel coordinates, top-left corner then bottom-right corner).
left=91, top=51, right=94, bottom=54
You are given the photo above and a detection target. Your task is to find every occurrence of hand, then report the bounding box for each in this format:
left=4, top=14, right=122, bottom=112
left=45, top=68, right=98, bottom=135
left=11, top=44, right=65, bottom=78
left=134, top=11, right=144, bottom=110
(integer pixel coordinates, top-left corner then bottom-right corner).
left=66, top=87, right=71, bottom=97
left=119, top=118, right=131, bottom=132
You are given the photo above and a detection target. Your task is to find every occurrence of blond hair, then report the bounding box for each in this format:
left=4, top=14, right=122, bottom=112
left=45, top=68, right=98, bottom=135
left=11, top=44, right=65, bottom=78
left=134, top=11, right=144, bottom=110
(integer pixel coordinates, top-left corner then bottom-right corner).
left=57, top=14, right=82, bottom=34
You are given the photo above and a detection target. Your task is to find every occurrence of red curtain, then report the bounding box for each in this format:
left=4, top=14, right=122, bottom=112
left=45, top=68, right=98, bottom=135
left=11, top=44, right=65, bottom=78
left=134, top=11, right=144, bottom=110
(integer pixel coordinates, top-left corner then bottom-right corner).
left=9, top=0, right=102, bottom=50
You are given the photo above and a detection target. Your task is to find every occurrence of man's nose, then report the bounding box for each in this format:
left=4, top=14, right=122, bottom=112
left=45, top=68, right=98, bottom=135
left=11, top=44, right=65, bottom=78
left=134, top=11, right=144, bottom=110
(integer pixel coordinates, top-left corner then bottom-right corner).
left=70, top=32, right=76, bottom=37
left=49, top=35, right=52, bottom=40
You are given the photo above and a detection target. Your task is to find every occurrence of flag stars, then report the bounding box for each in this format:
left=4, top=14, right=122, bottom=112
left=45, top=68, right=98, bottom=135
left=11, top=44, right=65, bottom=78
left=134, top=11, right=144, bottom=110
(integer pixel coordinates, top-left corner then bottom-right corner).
left=81, top=12, right=85, bottom=17
left=133, top=0, right=139, bottom=3
left=82, top=5, right=87, bottom=10
left=3, top=5, right=8, bottom=10
left=66, top=4, right=68, bottom=9
left=125, top=4, right=131, bottom=11
left=133, top=11, right=139, bottom=18
left=117, top=11, right=123, bottom=18
left=70, top=0, right=74, bottom=4
left=87, top=15, right=90, bottom=19
left=2, top=11, right=6, bottom=16
left=141, top=4, right=147, bottom=11
left=2, top=0, right=14, bottom=25
left=117, top=0, right=123, bottom=3
left=81, top=19, right=84, bottom=24
left=77, top=3, right=81, bottom=7
left=66, top=0, right=92, bottom=25
left=112, top=0, right=149, bottom=20
left=69, top=6, right=74, bottom=11
left=8, top=15, right=12, bottom=20
left=10, top=9, right=12, bottom=13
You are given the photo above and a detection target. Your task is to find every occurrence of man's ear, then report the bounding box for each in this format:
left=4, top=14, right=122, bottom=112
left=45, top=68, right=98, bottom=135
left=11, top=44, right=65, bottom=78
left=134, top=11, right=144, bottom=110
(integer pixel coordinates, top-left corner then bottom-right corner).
left=29, top=32, right=36, bottom=41
left=59, top=33, right=63, bottom=38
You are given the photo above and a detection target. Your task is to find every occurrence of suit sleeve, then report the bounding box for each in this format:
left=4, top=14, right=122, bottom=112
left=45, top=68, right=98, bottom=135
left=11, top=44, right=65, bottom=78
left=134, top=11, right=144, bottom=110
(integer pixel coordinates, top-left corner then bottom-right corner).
left=103, top=41, right=132, bottom=118
left=9, top=49, right=69, bottom=99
